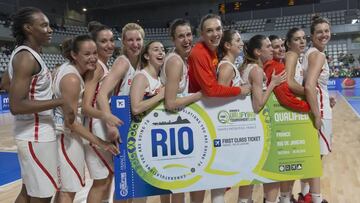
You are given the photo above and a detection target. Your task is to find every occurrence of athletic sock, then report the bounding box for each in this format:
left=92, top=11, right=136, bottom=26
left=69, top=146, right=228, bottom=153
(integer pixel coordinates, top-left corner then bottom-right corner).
left=238, top=198, right=251, bottom=203
left=279, top=192, right=291, bottom=203
left=311, top=193, right=322, bottom=203
left=211, top=188, right=225, bottom=203
left=300, top=181, right=310, bottom=195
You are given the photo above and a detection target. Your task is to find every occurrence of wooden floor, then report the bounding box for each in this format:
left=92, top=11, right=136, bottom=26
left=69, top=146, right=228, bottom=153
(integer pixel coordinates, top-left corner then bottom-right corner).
left=1, top=91, right=359, bottom=203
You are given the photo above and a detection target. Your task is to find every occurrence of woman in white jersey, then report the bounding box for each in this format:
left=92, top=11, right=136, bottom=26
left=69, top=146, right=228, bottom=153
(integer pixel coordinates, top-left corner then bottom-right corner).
left=129, top=41, right=165, bottom=203
left=280, top=28, right=311, bottom=203
left=160, top=19, right=203, bottom=203
left=301, top=15, right=334, bottom=203
left=212, top=29, right=250, bottom=203
left=97, top=23, right=145, bottom=148
left=239, top=35, right=285, bottom=203
left=82, top=21, right=123, bottom=203
left=8, top=7, right=74, bottom=203
left=54, top=35, right=119, bottom=203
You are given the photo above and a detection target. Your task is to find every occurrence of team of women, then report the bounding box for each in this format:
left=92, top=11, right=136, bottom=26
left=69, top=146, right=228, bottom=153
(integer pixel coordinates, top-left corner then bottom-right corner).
left=7, top=6, right=333, bottom=203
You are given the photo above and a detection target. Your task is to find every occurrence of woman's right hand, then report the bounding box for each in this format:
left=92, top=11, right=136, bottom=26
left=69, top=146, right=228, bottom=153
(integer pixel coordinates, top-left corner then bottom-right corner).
left=98, top=139, right=120, bottom=155
left=270, top=70, right=287, bottom=87
left=240, top=84, right=251, bottom=96
left=103, top=112, right=123, bottom=127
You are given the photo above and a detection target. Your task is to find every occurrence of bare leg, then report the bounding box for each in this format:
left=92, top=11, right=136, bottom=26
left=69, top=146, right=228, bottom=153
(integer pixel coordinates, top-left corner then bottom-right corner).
left=238, top=185, right=253, bottom=203
left=263, top=182, right=279, bottom=202
left=160, top=194, right=170, bottom=203
left=57, top=192, right=76, bottom=203
left=172, top=193, right=185, bottom=203
left=190, top=190, right=205, bottom=203
left=87, top=175, right=113, bottom=203
left=15, top=184, right=30, bottom=203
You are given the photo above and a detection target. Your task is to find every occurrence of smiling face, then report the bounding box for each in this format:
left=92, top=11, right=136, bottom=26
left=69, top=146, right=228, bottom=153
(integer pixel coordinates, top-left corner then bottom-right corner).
left=287, top=30, right=306, bottom=54
left=123, top=29, right=144, bottom=57
left=271, top=38, right=285, bottom=60
left=201, top=18, right=223, bottom=51
left=173, top=24, right=193, bottom=58
left=72, top=40, right=98, bottom=73
left=311, top=23, right=331, bottom=51
left=227, top=32, right=244, bottom=57
left=258, top=38, right=273, bottom=63
left=143, top=41, right=165, bottom=68
left=96, top=29, right=115, bottom=60
left=26, top=12, right=53, bottom=45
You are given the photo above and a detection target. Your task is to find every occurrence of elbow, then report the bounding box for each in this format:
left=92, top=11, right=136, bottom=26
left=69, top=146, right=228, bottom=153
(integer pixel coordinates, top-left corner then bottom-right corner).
left=131, top=106, right=142, bottom=116
left=9, top=103, right=22, bottom=115
left=304, top=84, right=315, bottom=93
left=253, top=105, right=262, bottom=114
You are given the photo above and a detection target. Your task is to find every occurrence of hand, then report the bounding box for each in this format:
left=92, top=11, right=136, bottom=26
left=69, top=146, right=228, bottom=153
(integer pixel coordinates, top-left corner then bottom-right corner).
left=270, top=70, right=287, bottom=87
left=103, top=112, right=123, bottom=127
left=106, top=124, right=120, bottom=142
left=240, top=84, right=251, bottom=96
left=98, top=139, right=120, bottom=155
left=330, top=96, right=336, bottom=108
left=314, top=115, right=323, bottom=130
left=61, top=102, right=75, bottom=125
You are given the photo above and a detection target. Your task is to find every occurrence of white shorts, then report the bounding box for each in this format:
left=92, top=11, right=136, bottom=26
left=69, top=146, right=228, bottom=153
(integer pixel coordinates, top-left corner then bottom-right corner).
left=16, top=140, right=59, bottom=198
left=84, top=118, right=114, bottom=179
left=84, top=143, right=113, bottom=180
left=58, top=133, right=85, bottom=192
left=318, top=119, right=332, bottom=155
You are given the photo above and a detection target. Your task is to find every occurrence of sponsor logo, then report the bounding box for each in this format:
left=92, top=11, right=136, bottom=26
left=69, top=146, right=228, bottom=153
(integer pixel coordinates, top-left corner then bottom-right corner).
left=279, top=164, right=302, bottom=172
left=217, top=110, right=256, bottom=124
left=116, top=99, right=125, bottom=108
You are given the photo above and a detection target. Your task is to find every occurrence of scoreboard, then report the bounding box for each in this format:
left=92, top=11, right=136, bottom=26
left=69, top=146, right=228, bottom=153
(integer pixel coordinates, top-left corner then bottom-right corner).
left=219, top=0, right=319, bottom=14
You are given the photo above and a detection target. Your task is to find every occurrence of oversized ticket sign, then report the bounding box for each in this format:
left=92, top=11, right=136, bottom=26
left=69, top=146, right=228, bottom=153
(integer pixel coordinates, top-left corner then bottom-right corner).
left=111, top=94, right=322, bottom=200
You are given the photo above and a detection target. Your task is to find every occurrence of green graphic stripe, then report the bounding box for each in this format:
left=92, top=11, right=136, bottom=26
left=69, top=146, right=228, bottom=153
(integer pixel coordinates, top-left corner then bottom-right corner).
left=163, top=164, right=189, bottom=169
left=253, top=106, right=270, bottom=177
left=202, top=168, right=239, bottom=176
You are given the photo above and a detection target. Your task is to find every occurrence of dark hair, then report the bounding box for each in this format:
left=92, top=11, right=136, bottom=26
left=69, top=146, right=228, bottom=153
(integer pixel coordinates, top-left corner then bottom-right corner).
left=310, top=15, right=330, bottom=34
left=169, top=18, right=191, bottom=39
left=199, top=13, right=221, bottom=32
left=88, top=21, right=111, bottom=41
left=11, top=7, right=42, bottom=45
left=61, top=35, right=94, bottom=61
left=140, top=41, right=161, bottom=68
left=219, top=29, right=238, bottom=56
left=268, top=35, right=281, bottom=42
left=241, top=35, right=267, bottom=68
left=285, top=27, right=302, bottom=51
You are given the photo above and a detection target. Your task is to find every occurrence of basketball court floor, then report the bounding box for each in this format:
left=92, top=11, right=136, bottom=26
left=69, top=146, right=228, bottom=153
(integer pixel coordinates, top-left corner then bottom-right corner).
left=1, top=91, right=359, bottom=203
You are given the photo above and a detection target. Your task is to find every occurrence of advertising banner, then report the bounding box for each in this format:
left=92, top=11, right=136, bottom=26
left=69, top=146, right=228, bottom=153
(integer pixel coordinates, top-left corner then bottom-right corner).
left=111, top=94, right=321, bottom=199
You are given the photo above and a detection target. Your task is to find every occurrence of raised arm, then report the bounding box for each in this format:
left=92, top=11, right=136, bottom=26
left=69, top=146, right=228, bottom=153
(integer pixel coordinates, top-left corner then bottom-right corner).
left=60, top=74, right=119, bottom=155
left=97, top=57, right=129, bottom=115
left=286, top=51, right=305, bottom=95
left=250, top=66, right=285, bottom=113
left=130, top=73, right=164, bottom=115
left=304, top=51, right=325, bottom=129
left=164, top=56, right=201, bottom=110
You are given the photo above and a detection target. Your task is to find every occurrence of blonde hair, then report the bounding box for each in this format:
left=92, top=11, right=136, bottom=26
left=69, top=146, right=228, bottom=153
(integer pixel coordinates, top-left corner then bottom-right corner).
left=121, top=23, right=145, bottom=41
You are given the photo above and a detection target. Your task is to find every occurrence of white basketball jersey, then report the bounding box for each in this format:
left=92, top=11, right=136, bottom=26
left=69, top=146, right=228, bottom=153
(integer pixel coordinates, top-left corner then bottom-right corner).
left=113, top=55, right=136, bottom=96
left=136, top=69, right=162, bottom=97
left=8, top=45, right=55, bottom=142
left=294, top=60, right=304, bottom=85
left=160, top=52, right=189, bottom=96
left=53, top=62, right=84, bottom=134
left=217, top=60, right=244, bottom=87
left=302, top=47, right=332, bottom=119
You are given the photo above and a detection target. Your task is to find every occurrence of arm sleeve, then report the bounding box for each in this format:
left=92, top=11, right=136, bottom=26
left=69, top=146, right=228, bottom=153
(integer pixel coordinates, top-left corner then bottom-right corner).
left=264, top=62, right=310, bottom=112
left=188, top=53, right=241, bottom=97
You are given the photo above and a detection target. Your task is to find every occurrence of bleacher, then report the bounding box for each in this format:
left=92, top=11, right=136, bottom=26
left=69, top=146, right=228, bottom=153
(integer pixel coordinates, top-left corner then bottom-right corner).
left=224, top=19, right=267, bottom=33
left=275, top=10, right=346, bottom=31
